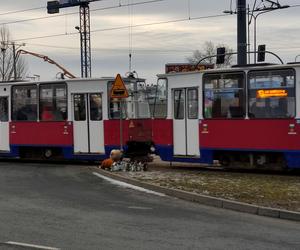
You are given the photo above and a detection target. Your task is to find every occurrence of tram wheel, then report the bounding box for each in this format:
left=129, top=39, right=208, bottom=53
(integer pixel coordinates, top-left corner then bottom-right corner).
left=219, top=155, right=231, bottom=167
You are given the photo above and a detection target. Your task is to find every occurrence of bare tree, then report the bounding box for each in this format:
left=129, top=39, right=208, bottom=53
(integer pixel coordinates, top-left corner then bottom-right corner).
left=187, top=41, right=235, bottom=68
left=0, top=26, right=27, bottom=81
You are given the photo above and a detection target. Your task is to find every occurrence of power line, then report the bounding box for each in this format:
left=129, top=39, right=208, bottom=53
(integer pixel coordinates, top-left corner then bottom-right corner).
left=290, top=4, right=300, bottom=8
left=14, top=13, right=231, bottom=42
left=0, top=0, right=114, bottom=16
left=2, top=1, right=298, bottom=28
left=26, top=42, right=194, bottom=53
left=0, top=6, right=44, bottom=16
left=0, top=0, right=164, bottom=26
left=7, top=2, right=299, bottom=45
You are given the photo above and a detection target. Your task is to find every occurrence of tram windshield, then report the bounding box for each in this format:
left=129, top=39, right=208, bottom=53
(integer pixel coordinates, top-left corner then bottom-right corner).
left=108, top=79, right=151, bottom=119
left=248, top=69, right=295, bottom=118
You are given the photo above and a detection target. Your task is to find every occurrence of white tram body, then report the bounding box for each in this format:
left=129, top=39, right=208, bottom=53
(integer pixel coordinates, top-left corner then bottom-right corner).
left=151, top=63, right=300, bottom=169
left=0, top=77, right=152, bottom=160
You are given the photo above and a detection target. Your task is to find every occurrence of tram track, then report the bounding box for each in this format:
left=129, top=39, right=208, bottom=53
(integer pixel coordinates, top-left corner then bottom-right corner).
left=0, top=157, right=299, bottom=176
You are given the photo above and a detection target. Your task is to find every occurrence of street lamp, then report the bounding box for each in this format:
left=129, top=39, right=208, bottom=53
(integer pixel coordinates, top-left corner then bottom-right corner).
left=224, top=3, right=290, bottom=64
left=250, top=7, right=289, bottom=63
left=250, top=9, right=273, bottom=63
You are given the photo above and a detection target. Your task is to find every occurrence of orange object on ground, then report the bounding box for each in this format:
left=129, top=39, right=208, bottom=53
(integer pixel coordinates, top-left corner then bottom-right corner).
left=100, top=158, right=114, bottom=169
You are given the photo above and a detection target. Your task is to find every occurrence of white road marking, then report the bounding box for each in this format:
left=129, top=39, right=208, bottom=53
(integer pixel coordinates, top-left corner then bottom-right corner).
left=128, top=206, right=153, bottom=210
left=4, top=241, right=60, bottom=250
left=93, top=172, right=166, bottom=197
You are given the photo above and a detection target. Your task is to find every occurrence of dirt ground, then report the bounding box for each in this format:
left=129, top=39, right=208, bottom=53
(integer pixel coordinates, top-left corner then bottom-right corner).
left=118, top=159, right=300, bottom=212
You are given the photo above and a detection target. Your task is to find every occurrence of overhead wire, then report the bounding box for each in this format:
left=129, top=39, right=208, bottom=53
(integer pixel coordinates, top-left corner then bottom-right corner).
left=26, top=42, right=195, bottom=53
left=0, top=0, right=165, bottom=26
left=0, top=6, right=44, bottom=16
left=13, top=13, right=231, bottom=42
left=2, top=1, right=298, bottom=28
left=128, top=0, right=133, bottom=72
left=0, top=0, right=114, bottom=16
left=187, top=0, right=191, bottom=19
left=8, top=1, right=299, bottom=43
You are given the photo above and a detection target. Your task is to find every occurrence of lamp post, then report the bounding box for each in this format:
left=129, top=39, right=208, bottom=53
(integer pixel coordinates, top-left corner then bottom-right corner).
left=250, top=9, right=278, bottom=63
left=248, top=3, right=289, bottom=63
left=224, top=3, right=289, bottom=64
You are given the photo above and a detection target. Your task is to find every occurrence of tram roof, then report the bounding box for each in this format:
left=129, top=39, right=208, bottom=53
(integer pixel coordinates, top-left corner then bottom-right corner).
left=157, top=63, right=300, bottom=78
left=0, top=76, right=146, bottom=86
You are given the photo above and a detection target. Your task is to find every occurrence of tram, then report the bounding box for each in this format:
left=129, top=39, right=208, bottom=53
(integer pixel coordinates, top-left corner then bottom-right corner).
left=0, top=76, right=152, bottom=160
left=151, top=63, right=300, bottom=170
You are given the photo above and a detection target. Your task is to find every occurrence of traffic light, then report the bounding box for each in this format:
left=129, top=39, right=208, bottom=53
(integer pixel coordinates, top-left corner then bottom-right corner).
left=216, top=47, right=226, bottom=64
left=257, top=44, right=266, bottom=62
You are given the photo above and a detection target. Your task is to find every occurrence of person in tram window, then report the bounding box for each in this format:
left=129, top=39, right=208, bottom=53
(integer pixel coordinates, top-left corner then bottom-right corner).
left=250, top=98, right=266, bottom=118
left=227, top=93, right=242, bottom=118
left=41, top=104, right=54, bottom=121
left=90, top=95, right=102, bottom=121
left=272, top=97, right=288, bottom=118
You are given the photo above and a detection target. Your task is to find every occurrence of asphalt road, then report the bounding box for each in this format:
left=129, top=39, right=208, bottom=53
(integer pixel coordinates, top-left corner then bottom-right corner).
left=0, top=162, right=299, bottom=250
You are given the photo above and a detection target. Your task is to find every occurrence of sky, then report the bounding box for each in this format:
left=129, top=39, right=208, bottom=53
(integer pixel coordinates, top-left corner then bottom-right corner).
left=0, top=0, right=300, bottom=83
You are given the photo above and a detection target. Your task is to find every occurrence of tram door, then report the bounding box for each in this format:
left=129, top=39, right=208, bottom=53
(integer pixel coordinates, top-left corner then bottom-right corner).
left=73, top=93, right=104, bottom=154
left=173, top=88, right=200, bottom=157
left=0, top=96, right=9, bottom=152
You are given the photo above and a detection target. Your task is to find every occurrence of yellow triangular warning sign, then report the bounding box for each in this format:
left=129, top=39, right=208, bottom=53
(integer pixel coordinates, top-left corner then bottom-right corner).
left=110, top=74, right=129, bottom=99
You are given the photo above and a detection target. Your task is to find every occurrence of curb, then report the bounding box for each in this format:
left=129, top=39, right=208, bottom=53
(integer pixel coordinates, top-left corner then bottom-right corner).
left=95, top=168, right=300, bottom=222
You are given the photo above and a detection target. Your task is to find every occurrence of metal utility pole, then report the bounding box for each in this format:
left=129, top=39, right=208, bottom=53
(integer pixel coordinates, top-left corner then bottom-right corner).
left=237, top=0, right=247, bottom=66
left=79, top=2, right=91, bottom=78
left=47, top=0, right=100, bottom=78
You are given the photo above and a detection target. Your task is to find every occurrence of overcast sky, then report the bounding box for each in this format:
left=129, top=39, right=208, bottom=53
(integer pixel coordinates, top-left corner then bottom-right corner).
left=1, top=0, right=300, bottom=83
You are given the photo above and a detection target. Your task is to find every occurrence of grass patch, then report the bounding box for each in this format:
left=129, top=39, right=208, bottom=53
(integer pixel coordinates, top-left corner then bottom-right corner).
left=122, top=167, right=300, bottom=212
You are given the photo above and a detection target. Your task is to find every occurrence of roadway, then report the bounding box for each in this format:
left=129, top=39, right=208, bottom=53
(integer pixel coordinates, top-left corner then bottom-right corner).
left=0, top=161, right=298, bottom=250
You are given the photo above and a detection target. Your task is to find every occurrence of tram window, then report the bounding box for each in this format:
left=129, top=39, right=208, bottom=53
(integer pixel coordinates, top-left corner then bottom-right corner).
left=90, top=93, right=102, bottom=121
left=12, top=85, right=37, bottom=121
left=248, top=69, right=295, bottom=118
left=74, top=94, right=86, bottom=121
left=174, top=89, right=184, bottom=119
left=150, top=78, right=167, bottom=118
left=188, top=89, right=198, bottom=119
left=109, top=99, right=127, bottom=119
left=108, top=80, right=151, bottom=119
left=39, top=84, right=67, bottom=121
left=203, top=73, right=245, bottom=119
left=136, top=82, right=151, bottom=119
left=0, top=97, right=8, bottom=122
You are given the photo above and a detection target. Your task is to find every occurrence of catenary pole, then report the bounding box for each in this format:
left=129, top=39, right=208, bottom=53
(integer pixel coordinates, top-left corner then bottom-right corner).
left=237, top=0, right=247, bottom=65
